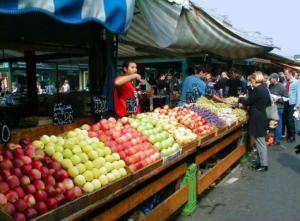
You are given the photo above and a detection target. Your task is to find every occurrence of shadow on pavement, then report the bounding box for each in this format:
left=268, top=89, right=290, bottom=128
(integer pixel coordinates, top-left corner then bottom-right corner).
left=277, top=152, right=300, bottom=175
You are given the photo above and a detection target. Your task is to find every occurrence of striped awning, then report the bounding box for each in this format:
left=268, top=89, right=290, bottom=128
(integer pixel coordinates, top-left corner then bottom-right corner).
left=118, top=0, right=274, bottom=59
left=0, top=0, right=135, bottom=34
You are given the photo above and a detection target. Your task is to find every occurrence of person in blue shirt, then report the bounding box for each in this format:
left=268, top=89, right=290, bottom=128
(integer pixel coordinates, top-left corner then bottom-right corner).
left=178, top=67, right=206, bottom=106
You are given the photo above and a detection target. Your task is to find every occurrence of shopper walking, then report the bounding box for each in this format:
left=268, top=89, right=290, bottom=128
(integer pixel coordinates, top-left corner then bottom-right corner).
left=269, top=73, right=288, bottom=145
left=239, top=71, right=271, bottom=172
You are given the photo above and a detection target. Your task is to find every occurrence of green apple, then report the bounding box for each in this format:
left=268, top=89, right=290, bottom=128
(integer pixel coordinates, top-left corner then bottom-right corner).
left=112, top=161, right=120, bottom=170
left=72, top=146, right=82, bottom=154
left=83, top=182, right=94, bottom=193
left=79, top=153, right=89, bottom=163
left=103, top=147, right=112, bottom=156
left=92, top=168, right=101, bottom=179
left=82, top=144, right=92, bottom=153
left=68, top=166, right=79, bottom=177
left=49, top=135, right=58, bottom=143
left=53, top=152, right=64, bottom=162
left=61, top=159, right=73, bottom=169
left=105, top=155, right=114, bottom=163
left=111, top=169, right=121, bottom=179
left=154, top=142, right=162, bottom=151
left=112, top=153, right=120, bottom=161
left=106, top=173, right=116, bottom=182
left=88, top=151, right=98, bottom=160
left=119, top=168, right=127, bottom=177
left=104, top=162, right=113, bottom=172
left=40, top=135, right=51, bottom=144
left=99, top=167, right=108, bottom=175
left=63, top=149, right=73, bottom=158
left=32, top=140, right=44, bottom=149
left=55, top=145, right=63, bottom=153
left=93, top=158, right=105, bottom=168
left=96, top=149, right=105, bottom=157
left=76, top=163, right=86, bottom=174
left=84, top=161, right=94, bottom=170
left=45, top=143, right=55, bottom=156
left=118, top=160, right=126, bottom=168
left=99, top=175, right=108, bottom=186
left=66, top=131, right=76, bottom=138
left=71, top=155, right=81, bottom=165
left=83, top=170, right=94, bottom=182
left=91, top=179, right=101, bottom=189
left=64, top=140, right=74, bottom=149
left=74, top=175, right=86, bottom=186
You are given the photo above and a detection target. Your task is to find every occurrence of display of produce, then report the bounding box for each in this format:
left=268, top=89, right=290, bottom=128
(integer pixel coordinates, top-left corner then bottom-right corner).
left=147, top=112, right=197, bottom=145
left=197, top=97, right=231, bottom=113
left=128, top=114, right=181, bottom=157
left=0, top=140, right=83, bottom=220
left=224, top=96, right=238, bottom=104
left=233, top=109, right=247, bottom=122
left=34, top=129, right=127, bottom=193
left=85, top=117, right=161, bottom=172
left=188, top=104, right=226, bottom=128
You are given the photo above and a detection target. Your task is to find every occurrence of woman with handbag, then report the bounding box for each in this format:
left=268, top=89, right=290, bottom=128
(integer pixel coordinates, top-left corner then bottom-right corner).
left=239, top=72, right=271, bottom=172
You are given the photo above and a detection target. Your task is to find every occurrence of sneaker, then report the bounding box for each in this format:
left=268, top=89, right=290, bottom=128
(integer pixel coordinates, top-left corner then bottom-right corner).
left=255, top=166, right=268, bottom=172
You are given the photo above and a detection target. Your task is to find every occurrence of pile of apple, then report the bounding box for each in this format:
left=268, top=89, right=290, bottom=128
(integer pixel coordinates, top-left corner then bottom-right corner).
left=86, top=117, right=161, bottom=172
left=147, top=112, right=197, bottom=145
left=0, top=140, right=82, bottom=221
left=128, top=114, right=181, bottom=157
left=172, top=107, right=216, bottom=136
left=33, top=129, right=127, bottom=193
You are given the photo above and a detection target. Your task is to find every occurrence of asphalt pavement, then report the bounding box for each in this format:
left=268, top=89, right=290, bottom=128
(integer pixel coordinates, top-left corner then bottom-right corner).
left=177, top=136, right=300, bottom=221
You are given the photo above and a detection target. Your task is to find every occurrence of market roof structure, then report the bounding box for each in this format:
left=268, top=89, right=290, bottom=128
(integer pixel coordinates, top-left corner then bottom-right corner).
left=118, top=0, right=275, bottom=59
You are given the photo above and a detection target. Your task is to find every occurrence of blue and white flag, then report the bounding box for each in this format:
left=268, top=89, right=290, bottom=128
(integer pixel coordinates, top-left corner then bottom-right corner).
left=0, top=0, right=135, bottom=34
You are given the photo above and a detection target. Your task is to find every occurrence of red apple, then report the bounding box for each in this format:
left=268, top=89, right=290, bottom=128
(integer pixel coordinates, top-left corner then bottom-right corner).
left=88, top=131, right=98, bottom=138
left=14, top=148, right=24, bottom=158
left=55, top=193, right=66, bottom=206
left=35, top=190, right=48, bottom=202
left=63, top=178, right=74, bottom=190
left=55, top=182, right=65, bottom=193
left=29, top=169, right=41, bottom=180
left=19, top=138, right=31, bottom=147
left=33, top=180, right=45, bottom=190
left=24, top=194, right=36, bottom=208
left=21, top=156, right=32, bottom=165
left=36, top=201, right=48, bottom=214
left=40, top=166, right=49, bottom=178
left=48, top=168, right=56, bottom=175
left=3, top=150, right=13, bottom=160
left=14, top=187, right=25, bottom=199
left=0, top=182, right=9, bottom=193
left=1, top=159, right=13, bottom=169
left=21, top=164, right=32, bottom=174
left=3, top=202, right=16, bottom=216
left=55, top=169, right=69, bottom=182
left=47, top=197, right=58, bottom=209
left=24, top=144, right=36, bottom=158
left=65, top=189, right=77, bottom=201
left=7, top=175, right=20, bottom=188
left=0, top=192, right=7, bottom=207
left=24, top=184, right=36, bottom=194
left=25, top=208, right=38, bottom=219
left=15, top=199, right=27, bottom=212
left=51, top=161, right=61, bottom=171
left=73, top=186, right=83, bottom=197
left=44, top=176, right=56, bottom=186
left=32, top=160, right=43, bottom=169
left=20, top=176, right=31, bottom=186
left=11, top=168, right=22, bottom=179
left=14, top=212, right=26, bottom=221
left=6, top=190, right=19, bottom=203
left=45, top=185, right=56, bottom=197
left=42, top=156, right=53, bottom=168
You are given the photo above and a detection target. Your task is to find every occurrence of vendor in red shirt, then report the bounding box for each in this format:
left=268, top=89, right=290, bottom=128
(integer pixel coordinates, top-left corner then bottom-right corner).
left=114, top=60, right=143, bottom=117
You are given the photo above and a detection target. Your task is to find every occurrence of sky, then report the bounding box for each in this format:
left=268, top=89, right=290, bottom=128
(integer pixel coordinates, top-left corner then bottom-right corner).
left=195, top=0, right=300, bottom=58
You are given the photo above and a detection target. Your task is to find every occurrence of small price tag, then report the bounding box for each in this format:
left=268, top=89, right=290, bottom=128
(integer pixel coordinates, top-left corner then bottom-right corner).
left=53, top=103, right=74, bottom=125
left=126, top=98, right=137, bottom=114
left=94, top=96, right=108, bottom=114
left=162, top=149, right=182, bottom=164
left=0, top=121, right=11, bottom=143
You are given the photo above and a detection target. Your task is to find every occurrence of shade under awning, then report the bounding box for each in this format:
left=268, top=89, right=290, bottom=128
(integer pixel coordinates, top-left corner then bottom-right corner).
left=119, top=0, right=274, bottom=59
left=0, top=0, right=135, bottom=34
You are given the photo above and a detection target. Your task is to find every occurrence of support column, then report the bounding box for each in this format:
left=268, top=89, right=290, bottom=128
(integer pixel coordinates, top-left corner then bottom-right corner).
left=24, top=51, right=38, bottom=115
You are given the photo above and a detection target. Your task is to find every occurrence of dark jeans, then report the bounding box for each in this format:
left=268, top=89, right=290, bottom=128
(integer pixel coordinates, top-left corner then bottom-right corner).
left=287, top=104, right=295, bottom=139
left=275, top=107, right=284, bottom=144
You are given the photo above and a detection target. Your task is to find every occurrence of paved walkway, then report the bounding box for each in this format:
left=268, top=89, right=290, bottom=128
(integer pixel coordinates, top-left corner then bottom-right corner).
left=178, top=137, right=300, bottom=221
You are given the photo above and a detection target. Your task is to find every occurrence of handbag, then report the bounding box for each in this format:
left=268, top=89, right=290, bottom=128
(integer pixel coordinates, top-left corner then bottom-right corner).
left=266, top=88, right=279, bottom=120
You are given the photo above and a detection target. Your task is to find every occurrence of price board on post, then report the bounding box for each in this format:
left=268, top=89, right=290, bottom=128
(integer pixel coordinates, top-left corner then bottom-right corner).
left=53, top=103, right=74, bottom=125
left=93, top=96, right=108, bottom=114
left=0, top=121, right=11, bottom=144
left=126, top=98, right=138, bottom=114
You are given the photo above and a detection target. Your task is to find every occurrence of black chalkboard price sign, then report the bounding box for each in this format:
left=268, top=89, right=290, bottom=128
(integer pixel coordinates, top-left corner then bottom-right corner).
left=53, top=103, right=74, bottom=125
left=0, top=121, right=11, bottom=143
left=126, top=98, right=137, bottom=114
left=93, top=96, right=108, bottom=114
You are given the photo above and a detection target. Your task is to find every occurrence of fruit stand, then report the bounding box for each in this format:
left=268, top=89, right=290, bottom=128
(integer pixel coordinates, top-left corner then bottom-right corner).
left=0, top=99, right=247, bottom=221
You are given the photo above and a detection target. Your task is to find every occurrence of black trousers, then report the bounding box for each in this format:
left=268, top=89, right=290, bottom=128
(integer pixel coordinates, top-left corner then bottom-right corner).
left=286, top=104, right=295, bottom=139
